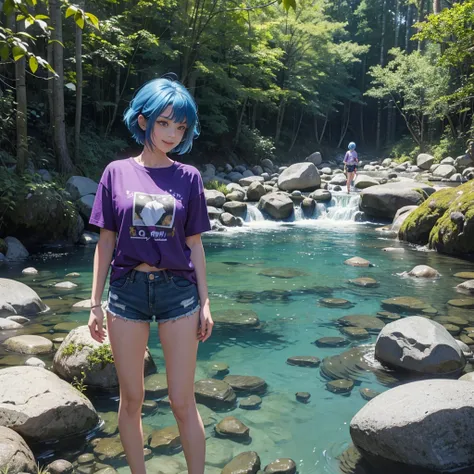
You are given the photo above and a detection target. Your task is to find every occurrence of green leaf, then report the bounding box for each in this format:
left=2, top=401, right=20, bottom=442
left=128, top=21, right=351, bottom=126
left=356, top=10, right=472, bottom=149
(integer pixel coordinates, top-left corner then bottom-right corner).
left=29, top=55, right=38, bottom=73
left=35, top=14, right=49, bottom=20
left=65, top=6, right=78, bottom=18
left=17, top=31, right=35, bottom=40
left=85, top=12, right=100, bottom=30
left=48, top=39, right=64, bottom=47
left=75, top=11, right=85, bottom=29
left=0, top=44, right=9, bottom=62
left=12, top=45, right=26, bottom=61
left=281, top=0, right=296, bottom=11
left=16, top=14, right=26, bottom=20
left=25, top=17, right=34, bottom=29
left=25, top=0, right=37, bottom=6
left=3, top=0, right=14, bottom=15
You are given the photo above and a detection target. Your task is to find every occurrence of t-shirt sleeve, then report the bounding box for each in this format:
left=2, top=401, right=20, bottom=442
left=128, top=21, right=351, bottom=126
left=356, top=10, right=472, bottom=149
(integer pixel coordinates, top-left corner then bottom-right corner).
left=89, top=166, right=117, bottom=232
left=184, top=173, right=211, bottom=237
left=343, top=152, right=349, bottom=163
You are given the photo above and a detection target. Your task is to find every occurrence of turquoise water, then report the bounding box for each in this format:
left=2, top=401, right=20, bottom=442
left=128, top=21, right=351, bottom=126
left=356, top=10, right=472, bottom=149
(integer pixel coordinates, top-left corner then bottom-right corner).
left=2, top=216, right=474, bottom=473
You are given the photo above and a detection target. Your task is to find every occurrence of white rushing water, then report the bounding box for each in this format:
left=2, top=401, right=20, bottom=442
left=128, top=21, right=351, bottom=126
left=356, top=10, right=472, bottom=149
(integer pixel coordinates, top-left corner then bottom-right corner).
left=243, top=193, right=361, bottom=226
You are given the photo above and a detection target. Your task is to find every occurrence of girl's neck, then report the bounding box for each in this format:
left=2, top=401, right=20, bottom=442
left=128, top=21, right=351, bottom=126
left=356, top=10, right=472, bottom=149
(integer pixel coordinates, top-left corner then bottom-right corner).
left=137, top=147, right=174, bottom=168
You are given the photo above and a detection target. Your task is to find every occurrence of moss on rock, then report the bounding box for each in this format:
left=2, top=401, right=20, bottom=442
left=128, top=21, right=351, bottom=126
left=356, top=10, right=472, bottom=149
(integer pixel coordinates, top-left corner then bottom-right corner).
left=428, top=181, right=474, bottom=256
left=399, top=187, right=458, bottom=244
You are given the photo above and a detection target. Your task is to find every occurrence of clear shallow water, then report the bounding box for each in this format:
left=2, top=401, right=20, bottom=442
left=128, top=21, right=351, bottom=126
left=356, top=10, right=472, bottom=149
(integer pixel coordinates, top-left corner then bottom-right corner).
left=1, top=216, right=474, bottom=473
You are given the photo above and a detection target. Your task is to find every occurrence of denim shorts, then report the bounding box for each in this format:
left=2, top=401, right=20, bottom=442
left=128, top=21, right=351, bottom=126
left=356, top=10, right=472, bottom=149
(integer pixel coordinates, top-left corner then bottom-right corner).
left=346, top=164, right=357, bottom=173
left=107, top=270, right=200, bottom=324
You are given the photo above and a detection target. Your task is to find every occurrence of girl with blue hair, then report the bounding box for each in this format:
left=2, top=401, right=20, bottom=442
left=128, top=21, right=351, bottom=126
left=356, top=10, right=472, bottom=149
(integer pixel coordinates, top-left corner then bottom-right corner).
left=88, top=75, right=212, bottom=474
left=344, top=141, right=359, bottom=193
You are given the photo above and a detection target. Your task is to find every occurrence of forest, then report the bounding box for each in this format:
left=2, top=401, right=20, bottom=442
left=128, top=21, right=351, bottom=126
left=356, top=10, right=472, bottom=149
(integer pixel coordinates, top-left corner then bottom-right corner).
left=0, top=0, right=473, bottom=194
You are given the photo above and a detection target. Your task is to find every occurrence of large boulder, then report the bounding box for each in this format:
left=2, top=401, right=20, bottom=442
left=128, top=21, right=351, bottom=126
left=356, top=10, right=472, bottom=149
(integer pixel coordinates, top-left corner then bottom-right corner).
left=398, top=186, right=457, bottom=244
left=360, top=181, right=435, bottom=219
left=416, top=153, right=435, bottom=170
left=277, top=163, right=321, bottom=192
left=204, top=190, right=226, bottom=208
left=65, top=176, right=98, bottom=201
left=0, top=278, right=47, bottom=317
left=354, top=175, right=379, bottom=190
left=455, top=154, right=473, bottom=171
left=433, top=164, right=457, bottom=179
left=0, top=366, right=99, bottom=442
left=0, top=427, right=36, bottom=474
left=4, top=237, right=29, bottom=261
left=428, top=180, right=474, bottom=256
left=53, top=326, right=156, bottom=390
left=305, top=151, right=323, bottom=166
left=375, top=316, right=465, bottom=375
left=246, top=181, right=266, bottom=201
left=350, top=379, right=474, bottom=473
left=258, top=193, right=294, bottom=220
left=3, top=187, right=83, bottom=246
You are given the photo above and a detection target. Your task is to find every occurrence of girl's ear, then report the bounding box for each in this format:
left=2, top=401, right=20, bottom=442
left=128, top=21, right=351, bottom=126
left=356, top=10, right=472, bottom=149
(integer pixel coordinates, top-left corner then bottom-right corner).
left=138, top=114, right=147, bottom=131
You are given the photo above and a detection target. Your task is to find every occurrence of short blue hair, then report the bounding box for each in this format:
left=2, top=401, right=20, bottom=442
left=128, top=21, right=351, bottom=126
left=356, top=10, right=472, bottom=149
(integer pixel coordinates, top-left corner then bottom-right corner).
left=348, top=142, right=356, bottom=150
left=123, top=77, right=199, bottom=155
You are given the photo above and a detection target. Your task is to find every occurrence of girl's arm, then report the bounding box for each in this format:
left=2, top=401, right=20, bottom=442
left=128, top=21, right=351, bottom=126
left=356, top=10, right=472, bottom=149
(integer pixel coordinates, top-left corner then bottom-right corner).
left=186, top=234, right=213, bottom=342
left=91, top=229, right=116, bottom=306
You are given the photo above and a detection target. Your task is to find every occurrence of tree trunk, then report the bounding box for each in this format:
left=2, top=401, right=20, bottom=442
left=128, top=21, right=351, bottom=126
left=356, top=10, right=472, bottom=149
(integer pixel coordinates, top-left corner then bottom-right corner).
left=337, top=102, right=351, bottom=148
left=50, top=0, right=74, bottom=173
left=275, top=98, right=286, bottom=144
left=105, top=65, right=121, bottom=138
left=433, top=0, right=440, bottom=14
left=289, top=109, right=303, bottom=152
left=405, top=4, right=412, bottom=52
left=74, top=0, right=85, bottom=164
left=388, top=0, right=401, bottom=145
left=377, top=0, right=387, bottom=151
left=14, top=19, right=28, bottom=175
left=417, top=0, right=425, bottom=51
left=234, top=96, right=248, bottom=146
left=251, top=103, right=257, bottom=129
left=360, top=56, right=366, bottom=146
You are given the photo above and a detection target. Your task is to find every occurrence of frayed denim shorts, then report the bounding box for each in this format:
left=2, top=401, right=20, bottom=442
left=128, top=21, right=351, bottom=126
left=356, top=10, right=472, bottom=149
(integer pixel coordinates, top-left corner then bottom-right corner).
left=107, top=270, right=200, bottom=324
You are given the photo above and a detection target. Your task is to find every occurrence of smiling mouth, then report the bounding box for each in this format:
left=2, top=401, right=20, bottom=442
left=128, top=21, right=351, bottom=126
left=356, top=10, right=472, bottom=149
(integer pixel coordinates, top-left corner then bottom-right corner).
left=162, top=140, right=174, bottom=146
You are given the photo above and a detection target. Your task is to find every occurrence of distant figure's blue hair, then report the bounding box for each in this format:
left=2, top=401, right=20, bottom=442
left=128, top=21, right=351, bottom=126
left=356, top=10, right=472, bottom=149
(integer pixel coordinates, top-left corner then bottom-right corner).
left=348, top=142, right=356, bottom=150
left=123, top=76, right=199, bottom=155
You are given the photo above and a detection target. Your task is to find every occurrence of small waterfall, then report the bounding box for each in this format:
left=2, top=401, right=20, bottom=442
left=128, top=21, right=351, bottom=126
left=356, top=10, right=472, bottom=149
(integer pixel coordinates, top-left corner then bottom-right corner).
left=323, top=194, right=361, bottom=221
left=241, top=194, right=361, bottom=224
left=246, top=204, right=265, bottom=222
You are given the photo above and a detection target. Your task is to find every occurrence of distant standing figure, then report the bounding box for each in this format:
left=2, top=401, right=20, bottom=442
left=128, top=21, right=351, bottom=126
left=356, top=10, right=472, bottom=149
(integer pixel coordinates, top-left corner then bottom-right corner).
left=344, top=142, right=359, bottom=193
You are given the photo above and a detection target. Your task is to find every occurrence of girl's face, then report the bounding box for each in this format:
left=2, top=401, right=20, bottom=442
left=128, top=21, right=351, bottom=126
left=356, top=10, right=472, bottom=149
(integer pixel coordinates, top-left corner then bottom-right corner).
left=140, top=105, right=187, bottom=153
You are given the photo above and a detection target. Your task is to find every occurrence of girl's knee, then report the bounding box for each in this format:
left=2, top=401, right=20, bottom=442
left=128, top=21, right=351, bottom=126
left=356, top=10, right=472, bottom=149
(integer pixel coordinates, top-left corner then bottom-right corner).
left=169, top=394, right=196, bottom=420
left=120, top=390, right=145, bottom=414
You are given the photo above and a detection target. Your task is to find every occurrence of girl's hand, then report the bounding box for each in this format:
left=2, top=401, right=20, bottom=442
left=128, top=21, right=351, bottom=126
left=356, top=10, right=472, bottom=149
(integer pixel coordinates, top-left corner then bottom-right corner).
left=88, top=306, right=106, bottom=343
left=198, top=301, right=214, bottom=342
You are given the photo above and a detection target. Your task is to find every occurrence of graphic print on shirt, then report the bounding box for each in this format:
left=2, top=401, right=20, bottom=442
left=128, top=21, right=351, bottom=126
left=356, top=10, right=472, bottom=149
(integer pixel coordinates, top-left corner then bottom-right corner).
left=130, top=192, right=176, bottom=241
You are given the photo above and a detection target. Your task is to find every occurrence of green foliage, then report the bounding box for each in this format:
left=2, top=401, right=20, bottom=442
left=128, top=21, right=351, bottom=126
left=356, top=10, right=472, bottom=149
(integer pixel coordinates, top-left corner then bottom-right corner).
left=87, top=344, right=114, bottom=369
left=236, top=126, right=276, bottom=163
left=205, top=180, right=229, bottom=195
left=429, top=131, right=464, bottom=163
left=366, top=48, right=450, bottom=148
left=388, top=136, right=420, bottom=163
left=72, top=370, right=88, bottom=393
left=62, top=342, right=86, bottom=357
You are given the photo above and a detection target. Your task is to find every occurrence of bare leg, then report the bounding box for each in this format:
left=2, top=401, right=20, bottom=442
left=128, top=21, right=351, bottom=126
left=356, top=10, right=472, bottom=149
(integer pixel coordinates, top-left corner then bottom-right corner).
left=107, top=314, right=150, bottom=474
left=159, top=311, right=205, bottom=474
left=346, top=171, right=354, bottom=193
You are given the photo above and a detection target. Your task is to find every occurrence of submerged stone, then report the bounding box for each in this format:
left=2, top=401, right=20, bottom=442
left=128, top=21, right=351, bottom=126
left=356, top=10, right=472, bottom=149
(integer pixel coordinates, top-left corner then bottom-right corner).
left=319, top=298, right=353, bottom=308
left=348, top=277, right=379, bottom=288
left=326, top=379, right=354, bottom=394
left=314, top=337, right=349, bottom=348
left=286, top=356, right=321, bottom=367
left=295, top=392, right=311, bottom=403
left=224, top=375, right=267, bottom=393
left=258, top=268, right=308, bottom=279
left=240, top=395, right=262, bottom=410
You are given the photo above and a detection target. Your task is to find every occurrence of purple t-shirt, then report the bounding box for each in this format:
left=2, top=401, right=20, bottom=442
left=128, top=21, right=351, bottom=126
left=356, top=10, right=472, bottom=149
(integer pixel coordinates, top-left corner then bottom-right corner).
left=89, top=158, right=211, bottom=283
left=344, top=150, right=358, bottom=165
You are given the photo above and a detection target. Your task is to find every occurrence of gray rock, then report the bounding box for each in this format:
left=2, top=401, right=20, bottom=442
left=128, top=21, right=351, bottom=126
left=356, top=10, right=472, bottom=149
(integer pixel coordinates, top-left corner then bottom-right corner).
left=407, top=265, right=440, bottom=279
left=264, top=458, right=296, bottom=474
left=207, top=206, right=224, bottom=219
left=375, top=316, right=465, bottom=375
left=305, top=151, right=323, bottom=166
left=46, top=459, right=74, bottom=474
left=0, top=318, right=23, bottom=330
left=382, top=158, right=392, bottom=167
left=278, top=163, right=321, bottom=191
left=0, top=278, right=47, bottom=317
left=455, top=154, right=473, bottom=170
left=433, top=164, right=457, bottom=178
left=441, top=157, right=455, bottom=165
left=76, top=194, right=95, bottom=219
left=246, top=181, right=266, bottom=201
left=4, top=237, right=29, bottom=261
left=220, top=212, right=243, bottom=227
left=416, top=153, right=435, bottom=170
left=3, top=335, right=53, bottom=355
left=301, top=198, right=315, bottom=216
left=205, top=190, right=226, bottom=208
left=194, top=379, right=236, bottom=409
left=53, top=326, right=156, bottom=390
left=239, top=176, right=264, bottom=187
left=354, top=175, right=379, bottom=189
left=350, top=379, right=474, bottom=472
left=222, top=452, right=261, bottom=474
left=226, top=190, right=246, bottom=202
left=215, top=416, right=250, bottom=439
left=223, top=201, right=247, bottom=218
left=0, top=427, right=36, bottom=474
left=360, top=181, right=434, bottom=219
left=24, top=357, right=46, bottom=368
left=309, top=189, right=332, bottom=202
left=330, top=174, right=348, bottom=186
left=456, top=280, right=474, bottom=295
left=228, top=171, right=245, bottom=183
left=258, top=192, right=294, bottom=220
left=0, top=366, right=99, bottom=441
left=66, top=176, right=98, bottom=201
left=79, top=231, right=100, bottom=245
